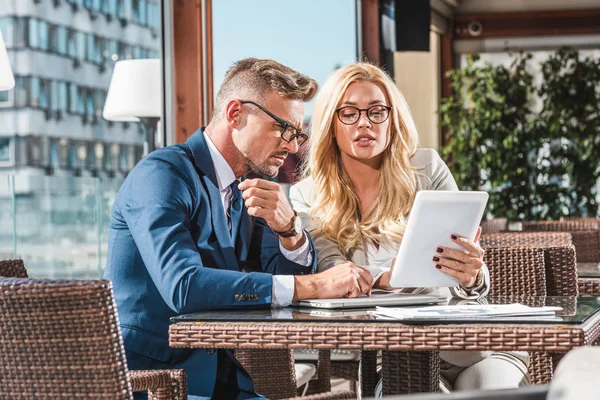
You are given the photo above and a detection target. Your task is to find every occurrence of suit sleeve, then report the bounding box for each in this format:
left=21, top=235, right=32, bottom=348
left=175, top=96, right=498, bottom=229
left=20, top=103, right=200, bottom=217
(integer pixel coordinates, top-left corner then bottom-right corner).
left=121, top=156, right=273, bottom=313
left=246, top=217, right=317, bottom=275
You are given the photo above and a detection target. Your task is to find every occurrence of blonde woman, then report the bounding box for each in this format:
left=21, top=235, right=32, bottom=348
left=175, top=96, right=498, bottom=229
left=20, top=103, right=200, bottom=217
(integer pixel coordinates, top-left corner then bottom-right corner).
left=290, top=62, right=529, bottom=393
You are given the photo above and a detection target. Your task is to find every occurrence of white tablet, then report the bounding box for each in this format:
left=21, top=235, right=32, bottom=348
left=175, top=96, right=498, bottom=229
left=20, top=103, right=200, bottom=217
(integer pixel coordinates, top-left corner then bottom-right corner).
left=389, top=191, right=489, bottom=288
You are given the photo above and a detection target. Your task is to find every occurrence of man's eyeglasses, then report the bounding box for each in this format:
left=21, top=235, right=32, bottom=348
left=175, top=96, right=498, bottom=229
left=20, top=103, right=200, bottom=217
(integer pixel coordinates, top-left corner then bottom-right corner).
left=240, top=100, right=309, bottom=146
left=335, top=105, right=392, bottom=125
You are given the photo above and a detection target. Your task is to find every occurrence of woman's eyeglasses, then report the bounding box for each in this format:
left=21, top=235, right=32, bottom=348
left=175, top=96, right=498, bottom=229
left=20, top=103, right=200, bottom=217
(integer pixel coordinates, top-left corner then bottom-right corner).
left=335, top=105, right=392, bottom=125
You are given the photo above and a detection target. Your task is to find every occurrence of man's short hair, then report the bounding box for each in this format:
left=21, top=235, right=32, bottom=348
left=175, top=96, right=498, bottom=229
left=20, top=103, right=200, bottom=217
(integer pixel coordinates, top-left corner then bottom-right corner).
left=212, top=58, right=318, bottom=120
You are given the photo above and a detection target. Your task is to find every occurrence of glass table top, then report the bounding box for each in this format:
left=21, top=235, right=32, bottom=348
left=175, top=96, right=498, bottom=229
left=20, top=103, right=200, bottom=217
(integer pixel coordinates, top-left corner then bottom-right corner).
left=171, top=296, right=600, bottom=325
left=578, top=262, right=600, bottom=278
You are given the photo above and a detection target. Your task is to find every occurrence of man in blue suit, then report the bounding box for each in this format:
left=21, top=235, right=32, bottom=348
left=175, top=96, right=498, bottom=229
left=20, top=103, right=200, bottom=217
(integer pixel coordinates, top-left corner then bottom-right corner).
left=104, top=58, right=373, bottom=399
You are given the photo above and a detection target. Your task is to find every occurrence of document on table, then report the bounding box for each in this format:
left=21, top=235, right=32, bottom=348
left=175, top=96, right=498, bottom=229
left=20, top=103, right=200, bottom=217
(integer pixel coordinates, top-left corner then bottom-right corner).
left=371, top=303, right=563, bottom=321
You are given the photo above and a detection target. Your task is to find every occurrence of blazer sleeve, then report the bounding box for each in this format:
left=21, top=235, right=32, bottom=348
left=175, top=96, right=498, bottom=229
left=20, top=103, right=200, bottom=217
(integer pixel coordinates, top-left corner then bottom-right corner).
left=246, top=216, right=317, bottom=276
left=121, top=155, right=273, bottom=314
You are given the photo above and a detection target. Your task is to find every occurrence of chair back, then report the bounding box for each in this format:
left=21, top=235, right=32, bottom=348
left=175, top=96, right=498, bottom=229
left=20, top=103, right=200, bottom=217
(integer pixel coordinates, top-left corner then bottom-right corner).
left=481, top=233, right=578, bottom=296
left=0, top=278, right=133, bottom=399
left=481, top=232, right=572, bottom=248
left=0, top=259, right=28, bottom=278
left=521, top=221, right=600, bottom=263
left=480, top=218, right=508, bottom=233
left=483, top=246, right=547, bottom=296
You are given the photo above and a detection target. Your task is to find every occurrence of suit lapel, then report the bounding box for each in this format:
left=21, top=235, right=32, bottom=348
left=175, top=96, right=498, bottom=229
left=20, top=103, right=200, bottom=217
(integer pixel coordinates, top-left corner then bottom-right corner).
left=187, top=129, right=240, bottom=271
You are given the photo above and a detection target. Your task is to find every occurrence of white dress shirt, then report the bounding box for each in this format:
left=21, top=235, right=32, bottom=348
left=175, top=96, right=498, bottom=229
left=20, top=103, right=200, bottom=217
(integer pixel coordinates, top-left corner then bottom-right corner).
left=204, top=132, right=312, bottom=307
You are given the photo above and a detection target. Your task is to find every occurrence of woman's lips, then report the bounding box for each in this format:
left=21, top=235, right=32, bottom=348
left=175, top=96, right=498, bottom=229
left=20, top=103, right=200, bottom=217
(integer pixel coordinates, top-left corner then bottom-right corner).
left=354, top=137, right=376, bottom=147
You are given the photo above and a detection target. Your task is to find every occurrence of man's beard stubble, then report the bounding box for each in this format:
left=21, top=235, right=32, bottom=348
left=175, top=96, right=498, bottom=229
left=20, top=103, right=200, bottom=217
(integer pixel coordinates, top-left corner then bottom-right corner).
left=246, top=151, right=288, bottom=178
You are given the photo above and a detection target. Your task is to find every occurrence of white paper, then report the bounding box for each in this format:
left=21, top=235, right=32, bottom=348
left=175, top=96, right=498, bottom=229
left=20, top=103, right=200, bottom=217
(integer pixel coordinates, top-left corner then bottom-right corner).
left=371, top=303, right=562, bottom=321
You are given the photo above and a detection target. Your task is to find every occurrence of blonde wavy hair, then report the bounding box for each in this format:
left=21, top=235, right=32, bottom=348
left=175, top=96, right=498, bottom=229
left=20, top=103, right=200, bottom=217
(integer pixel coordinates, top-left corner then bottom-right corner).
left=305, top=62, right=420, bottom=257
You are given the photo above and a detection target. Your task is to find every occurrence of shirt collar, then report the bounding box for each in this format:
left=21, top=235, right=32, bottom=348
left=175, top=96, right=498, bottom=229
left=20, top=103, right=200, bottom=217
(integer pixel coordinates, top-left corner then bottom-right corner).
left=204, top=131, right=237, bottom=191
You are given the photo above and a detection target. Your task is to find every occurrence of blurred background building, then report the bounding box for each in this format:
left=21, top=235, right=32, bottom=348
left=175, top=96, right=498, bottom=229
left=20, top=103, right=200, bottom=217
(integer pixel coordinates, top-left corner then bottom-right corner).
left=0, top=0, right=160, bottom=277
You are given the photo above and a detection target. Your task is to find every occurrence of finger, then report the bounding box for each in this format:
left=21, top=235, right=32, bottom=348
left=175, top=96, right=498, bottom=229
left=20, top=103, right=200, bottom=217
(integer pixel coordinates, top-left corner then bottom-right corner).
left=246, top=207, right=273, bottom=220
left=244, top=196, right=271, bottom=209
left=435, top=264, right=472, bottom=285
left=238, top=178, right=280, bottom=191
left=474, top=226, right=482, bottom=242
left=354, top=266, right=374, bottom=287
left=241, top=187, right=275, bottom=201
left=449, top=235, right=484, bottom=258
left=434, top=256, right=470, bottom=274
left=435, top=246, right=471, bottom=264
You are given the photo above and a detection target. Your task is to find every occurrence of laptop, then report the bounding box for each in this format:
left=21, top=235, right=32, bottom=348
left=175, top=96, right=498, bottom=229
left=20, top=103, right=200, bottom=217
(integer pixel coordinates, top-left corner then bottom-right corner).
left=292, top=290, right=447, bottom=309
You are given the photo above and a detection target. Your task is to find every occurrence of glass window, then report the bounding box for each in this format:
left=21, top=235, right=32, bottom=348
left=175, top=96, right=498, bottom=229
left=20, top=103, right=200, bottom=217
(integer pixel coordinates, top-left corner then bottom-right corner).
left=48, top=24, right=59, bottom=53
left=76, top=32, right=86, bottom=60
left=58, top=138, right=70, bottom=168
left=57, top=82, right=68, bottom=112
left=118, top=42, right=132, bottom=60
left=103, top=39, right=118, bottom=63
left=50, top=81, right=58, bottom=111
left=68, top=83, right=78, bottom=113
left=118, top=0, right=133, bottom=20
left=56, top=26, right=68, bottom=55
left=86, top=34, right=102, bottom=63
left=2, top=0, right=162, bottom=279
left=77, top=87, right=86, bottom=114
left=85, top=89, right=95, bottom=117
left=38, top=20, right=49, bottom=51
left=0, top=138, right=10, bottom=162
left=67, top=29, right=77, bottom=58
left=49, top=139, right=60, bottom=168
left=0, top=17, right=12, bottom=47
left=39, top=79, right=49, bottom=109
left=93, top=90, right=105, bottom=117
left=28, top=19, right=39, bottom=49
left=133, top=46, right=142, bottom=59
left=118, top=144, right=129, bottom=170
left=102, top=0, right=118, bottom=16
left=13, top=76, right=28, bottom=107
left=213, top=0, right=357, bottom=124
left=30, top=77, right=40, bottom=107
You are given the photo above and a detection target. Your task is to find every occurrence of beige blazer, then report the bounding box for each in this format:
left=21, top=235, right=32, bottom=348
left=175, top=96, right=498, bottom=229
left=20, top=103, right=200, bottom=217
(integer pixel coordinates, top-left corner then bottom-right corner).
left=290, top=148, right=490, bottom=301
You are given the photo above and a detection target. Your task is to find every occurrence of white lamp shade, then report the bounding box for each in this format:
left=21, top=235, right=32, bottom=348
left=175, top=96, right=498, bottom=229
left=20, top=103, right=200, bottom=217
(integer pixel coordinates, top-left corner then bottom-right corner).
left=103, top=59, right=161, bottom=122
left=0, top=30, right=15, bottom=91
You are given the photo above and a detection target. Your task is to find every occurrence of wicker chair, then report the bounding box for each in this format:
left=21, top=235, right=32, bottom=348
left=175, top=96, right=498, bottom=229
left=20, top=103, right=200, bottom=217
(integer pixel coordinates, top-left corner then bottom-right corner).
left=482, top=242, right=578, bottom=385
left=480, top=218, right=509, bottom=233
left=521, top=220, right=600, bottom=263
left=237, top=349, right=354, bottom=399
left=0, top=258, right=28, bottom=278
left=0, top=278, right=187, bottom=400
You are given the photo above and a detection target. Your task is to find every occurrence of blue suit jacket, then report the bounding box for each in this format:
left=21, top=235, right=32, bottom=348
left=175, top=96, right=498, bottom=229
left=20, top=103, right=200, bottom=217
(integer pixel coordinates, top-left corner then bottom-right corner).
left=104, top=128, right=317, bottom=398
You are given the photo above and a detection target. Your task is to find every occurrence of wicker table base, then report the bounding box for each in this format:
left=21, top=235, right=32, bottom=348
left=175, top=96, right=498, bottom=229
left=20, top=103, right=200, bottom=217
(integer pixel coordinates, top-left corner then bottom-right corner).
left=170, top=314, right=600, bottom=396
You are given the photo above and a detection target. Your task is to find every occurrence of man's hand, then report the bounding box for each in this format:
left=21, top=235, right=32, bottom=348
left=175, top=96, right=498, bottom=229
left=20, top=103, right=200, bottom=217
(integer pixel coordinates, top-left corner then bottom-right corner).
left=238, top=178, right=305, bottom=250
left=238, top=178, right=295, bottom=231
left=293, top=262, right=373, bottom=301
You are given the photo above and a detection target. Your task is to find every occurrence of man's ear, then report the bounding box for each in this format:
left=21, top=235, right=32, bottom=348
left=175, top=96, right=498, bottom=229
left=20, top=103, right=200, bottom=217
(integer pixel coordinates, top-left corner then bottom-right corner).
left=225, top=100, right=242, bottom=128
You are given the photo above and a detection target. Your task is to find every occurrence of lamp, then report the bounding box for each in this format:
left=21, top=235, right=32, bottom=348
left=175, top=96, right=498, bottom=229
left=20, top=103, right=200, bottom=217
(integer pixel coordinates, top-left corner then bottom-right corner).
left=103, top=59, right=161, bottom=155
left=0, top=30, right=15, bottom=90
